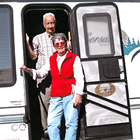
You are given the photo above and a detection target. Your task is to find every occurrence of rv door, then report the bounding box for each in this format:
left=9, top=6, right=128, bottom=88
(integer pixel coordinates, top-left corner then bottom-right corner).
left=70, top=2, right=132, bottom=140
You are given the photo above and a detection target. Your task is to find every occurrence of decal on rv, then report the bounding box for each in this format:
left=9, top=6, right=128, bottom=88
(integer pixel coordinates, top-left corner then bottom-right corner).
left=122, top=30, right=140, bottom=61
left=95, top=83, right=116, bottom=97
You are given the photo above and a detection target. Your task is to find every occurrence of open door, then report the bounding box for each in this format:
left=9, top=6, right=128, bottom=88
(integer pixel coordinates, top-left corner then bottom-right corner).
left=22, top=3, right=71, bottom=140
left=70, top=2, right=132, bottom=140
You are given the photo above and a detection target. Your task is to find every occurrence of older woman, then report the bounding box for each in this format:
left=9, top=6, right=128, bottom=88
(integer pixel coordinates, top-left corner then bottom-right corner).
left=20, top=33, right=84, bottom=140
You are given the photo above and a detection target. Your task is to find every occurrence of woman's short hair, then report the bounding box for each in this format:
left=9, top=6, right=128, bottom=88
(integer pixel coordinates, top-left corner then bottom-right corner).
left=51, top=33, right=68, bottom=45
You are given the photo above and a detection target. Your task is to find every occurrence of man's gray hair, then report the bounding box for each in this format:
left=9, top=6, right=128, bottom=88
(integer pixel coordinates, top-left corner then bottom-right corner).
left=43, top=12, right=56, bottom=22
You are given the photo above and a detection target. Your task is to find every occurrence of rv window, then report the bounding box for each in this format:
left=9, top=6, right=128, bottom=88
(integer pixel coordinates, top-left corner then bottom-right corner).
left=83, top=13, right=115, bottom=57
left=0, top=5, right=16, bottom=87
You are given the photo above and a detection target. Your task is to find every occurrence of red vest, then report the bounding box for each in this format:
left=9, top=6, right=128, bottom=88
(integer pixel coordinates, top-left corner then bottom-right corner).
left=50, top=50, right=77, bottom=97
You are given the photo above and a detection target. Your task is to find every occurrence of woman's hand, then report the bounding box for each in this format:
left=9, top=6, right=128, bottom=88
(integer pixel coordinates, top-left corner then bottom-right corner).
left=74, top=94, right=82, bottom=106
left=20, top=65, right=33, bottom=76
left=20, top=64, right=26, bottom=70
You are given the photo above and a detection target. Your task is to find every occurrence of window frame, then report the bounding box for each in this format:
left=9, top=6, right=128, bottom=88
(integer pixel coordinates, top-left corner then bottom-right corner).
left=0, top=4, right=16, bottom=87
left=83, top=13, right=115, bottom=58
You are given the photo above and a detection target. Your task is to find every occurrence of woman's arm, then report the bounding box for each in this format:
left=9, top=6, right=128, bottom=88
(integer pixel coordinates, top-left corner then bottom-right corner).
left=20, top=65, right=33, bottom=76
left=20, top=59, right=50, bottom=80
left=73, top=56, right=85, bottom=106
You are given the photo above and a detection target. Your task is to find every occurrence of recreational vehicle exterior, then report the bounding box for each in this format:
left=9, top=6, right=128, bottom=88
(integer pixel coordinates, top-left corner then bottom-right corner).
left=0, top=0, right=140, bottom=140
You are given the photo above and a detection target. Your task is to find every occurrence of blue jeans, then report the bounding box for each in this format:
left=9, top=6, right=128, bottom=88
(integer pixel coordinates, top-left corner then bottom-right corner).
left=47, top=95, right=81, bottom=140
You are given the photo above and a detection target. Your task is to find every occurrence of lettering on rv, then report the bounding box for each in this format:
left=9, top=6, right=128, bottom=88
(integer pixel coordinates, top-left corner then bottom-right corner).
left=10, top=100, right=22, bottom=105
left=88, top=32, right=110, bottom=43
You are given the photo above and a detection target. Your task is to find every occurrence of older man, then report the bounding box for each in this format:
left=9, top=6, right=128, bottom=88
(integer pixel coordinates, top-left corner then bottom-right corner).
left=26, top=12, right=56, bottom=137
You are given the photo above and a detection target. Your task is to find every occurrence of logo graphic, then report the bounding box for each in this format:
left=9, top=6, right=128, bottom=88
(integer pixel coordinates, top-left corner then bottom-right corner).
left=122, top=30, right=140, bottom=62
left=95, top=83, right=116, bottom=97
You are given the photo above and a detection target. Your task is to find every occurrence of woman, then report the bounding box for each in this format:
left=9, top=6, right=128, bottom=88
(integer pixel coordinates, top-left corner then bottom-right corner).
left=20, top=33, right=84, bottom=140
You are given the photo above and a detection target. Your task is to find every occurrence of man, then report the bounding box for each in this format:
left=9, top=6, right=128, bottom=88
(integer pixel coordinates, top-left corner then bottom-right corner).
left=20, top=33, right=84, bottom=140
left=26, top=12, right=56, bottom=137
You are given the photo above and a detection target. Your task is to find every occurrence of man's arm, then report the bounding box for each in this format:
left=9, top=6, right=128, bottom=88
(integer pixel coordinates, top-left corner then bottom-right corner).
left=26, top=34, right=38, bottom=60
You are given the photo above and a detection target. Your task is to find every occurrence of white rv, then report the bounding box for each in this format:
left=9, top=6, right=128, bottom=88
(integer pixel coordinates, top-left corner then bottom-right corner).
left=0, top=0, right=140, bottom=140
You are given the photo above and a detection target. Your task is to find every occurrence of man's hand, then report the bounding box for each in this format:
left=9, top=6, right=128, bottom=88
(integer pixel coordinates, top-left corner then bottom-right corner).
left=26, top=33, right=30, bottom=45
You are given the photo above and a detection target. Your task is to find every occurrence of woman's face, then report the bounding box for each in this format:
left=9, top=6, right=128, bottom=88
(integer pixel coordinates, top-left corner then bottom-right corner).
left=54, top=38, right=66, bottom=56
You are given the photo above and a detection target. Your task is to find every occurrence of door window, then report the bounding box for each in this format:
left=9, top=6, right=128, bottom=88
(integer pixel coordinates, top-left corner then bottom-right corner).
left=83, top=13, right=115, bottom=57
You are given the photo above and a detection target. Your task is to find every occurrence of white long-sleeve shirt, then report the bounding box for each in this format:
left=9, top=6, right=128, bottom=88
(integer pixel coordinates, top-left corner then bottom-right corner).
left=32, top=53, right=85, bottom=95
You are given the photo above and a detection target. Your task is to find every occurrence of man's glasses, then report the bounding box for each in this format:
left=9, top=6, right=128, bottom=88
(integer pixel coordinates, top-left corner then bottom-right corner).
left=45, top=22, right=55, bottom=26
left=54, top=42, right=65, bottom=47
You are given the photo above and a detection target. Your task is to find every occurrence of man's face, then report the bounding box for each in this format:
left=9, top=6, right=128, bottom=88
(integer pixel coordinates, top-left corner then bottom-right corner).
left=43, top=15, right=55, bottom=36
left=54, top=39, right=66, bottom=56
